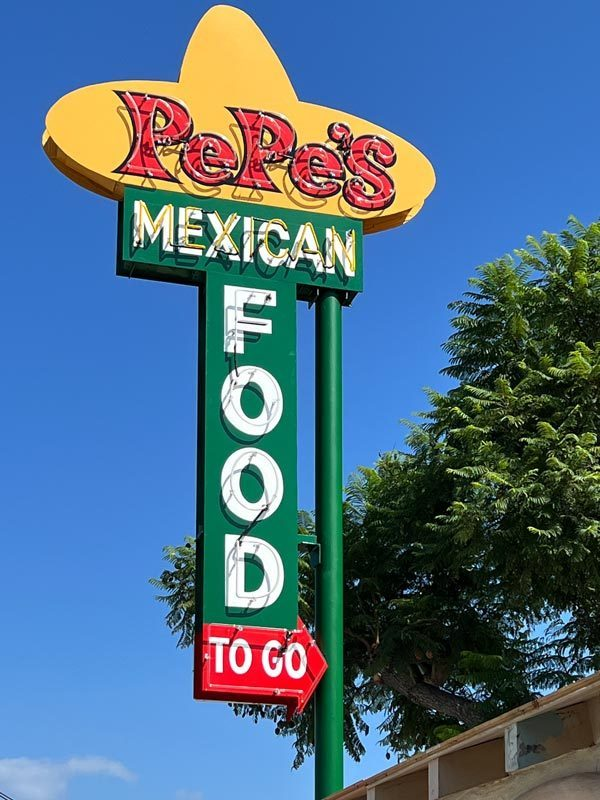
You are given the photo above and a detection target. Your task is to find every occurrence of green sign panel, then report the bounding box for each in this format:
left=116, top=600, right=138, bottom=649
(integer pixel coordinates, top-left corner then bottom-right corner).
left=118, top=187, right=363, bottom=302
left=198, top=272, right=298, bottom=629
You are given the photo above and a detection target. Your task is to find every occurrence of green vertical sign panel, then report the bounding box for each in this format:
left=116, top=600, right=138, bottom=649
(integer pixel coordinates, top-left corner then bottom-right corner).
left=199, top=272, right=298, bottom=630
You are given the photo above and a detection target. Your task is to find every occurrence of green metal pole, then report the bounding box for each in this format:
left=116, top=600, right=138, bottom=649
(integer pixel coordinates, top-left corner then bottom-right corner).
left=315, top=289, right=344, bottom=800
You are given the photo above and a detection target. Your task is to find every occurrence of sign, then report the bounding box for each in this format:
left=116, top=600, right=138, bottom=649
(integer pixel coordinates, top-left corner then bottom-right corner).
left=195, top=618, right=327, bottom=717
left=199, top=272, right=298, bottom=631
left=43, top=5, right=435, bottom=233
left=119, top=187, right=363, bottom=301
left=42, top=4, right=436, bottom=738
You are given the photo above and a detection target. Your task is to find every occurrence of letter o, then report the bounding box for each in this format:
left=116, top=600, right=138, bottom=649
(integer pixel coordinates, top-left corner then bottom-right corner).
left=262, top=640, right=284, bottom=678
left=284, top=643, right=307, bottom=679
left=221, top=447, right=283, bottom=522
left=221, top=366, right=283, bottom=436
left=229, top=638, right=252, bottom=675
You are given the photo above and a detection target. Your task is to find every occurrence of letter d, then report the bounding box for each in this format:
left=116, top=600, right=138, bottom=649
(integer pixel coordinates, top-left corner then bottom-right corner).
left=225, top=534, right=284, bottom=610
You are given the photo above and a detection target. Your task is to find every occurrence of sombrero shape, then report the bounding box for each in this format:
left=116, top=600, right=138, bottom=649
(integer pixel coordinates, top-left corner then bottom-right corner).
left=43, top=5, right=435, bottom=234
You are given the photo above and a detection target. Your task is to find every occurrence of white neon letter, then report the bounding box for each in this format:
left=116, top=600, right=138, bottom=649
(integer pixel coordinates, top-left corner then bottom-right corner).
left=221, top=366, right=283, bottom=437
left=242, top=215, right=255, bottom=262
left=262, top=640, right=284, bottom=678
left=221, top=447, right=283, bottom=522
left=284, top=643, right=307, bottom=679
left=288, top=222, right=325, bottom=272
left=208, top=636, right=230, bottom=673
left=224, top=286, right=277, bottom=353
left=133, top=200, right=173, bottom=252
left=205, top=211, right=241, bottom=261
left=229, top=638, right=252, bottom=674
left=175, top=207, right=205, bottom=256
left=225, top=534, right=285, bottom=610
left=325, top=227, right=356, bottom=276
left=223, top=286, right=277, bottom=354
left=257, top=219, right=290, bottom=268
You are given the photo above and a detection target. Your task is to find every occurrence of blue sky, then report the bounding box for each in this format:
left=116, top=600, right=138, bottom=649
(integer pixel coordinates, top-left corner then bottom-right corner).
left=1, top=1, right=598, bottom=799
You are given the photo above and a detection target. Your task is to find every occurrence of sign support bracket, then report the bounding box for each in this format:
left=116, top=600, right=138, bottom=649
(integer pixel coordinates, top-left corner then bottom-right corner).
left=299, top=536, right=320, bottom=568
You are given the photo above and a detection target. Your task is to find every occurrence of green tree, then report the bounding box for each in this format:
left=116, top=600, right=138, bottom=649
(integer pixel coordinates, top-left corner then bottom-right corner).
left=151, top=218, right=600, bottom=765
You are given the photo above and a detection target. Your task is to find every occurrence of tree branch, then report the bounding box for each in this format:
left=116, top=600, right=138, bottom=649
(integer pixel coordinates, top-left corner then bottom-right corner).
left=379, top=669, right=485, bottom=727
left=345, top=627, right=378, bottom=655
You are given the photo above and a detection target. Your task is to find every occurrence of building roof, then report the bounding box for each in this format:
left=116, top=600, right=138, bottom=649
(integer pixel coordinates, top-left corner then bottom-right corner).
left=327, top=672, right=600, bottom=800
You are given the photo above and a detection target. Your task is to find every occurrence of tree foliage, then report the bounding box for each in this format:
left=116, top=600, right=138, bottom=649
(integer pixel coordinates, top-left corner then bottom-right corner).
left=151, top=217, right=600, bottom=765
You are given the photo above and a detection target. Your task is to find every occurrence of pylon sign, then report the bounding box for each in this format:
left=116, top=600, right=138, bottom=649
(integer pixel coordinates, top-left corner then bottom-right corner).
left=42, top=4, right=435, bottom=718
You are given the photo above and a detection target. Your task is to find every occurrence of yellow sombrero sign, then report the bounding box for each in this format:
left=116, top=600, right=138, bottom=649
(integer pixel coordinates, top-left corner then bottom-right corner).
left=43, top=5, right=435, bottom=235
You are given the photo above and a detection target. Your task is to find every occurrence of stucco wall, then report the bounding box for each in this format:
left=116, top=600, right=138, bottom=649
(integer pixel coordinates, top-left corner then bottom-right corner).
left=443, top=744, right=600, bottom=800
left=517, top=773, right=600, bottom=799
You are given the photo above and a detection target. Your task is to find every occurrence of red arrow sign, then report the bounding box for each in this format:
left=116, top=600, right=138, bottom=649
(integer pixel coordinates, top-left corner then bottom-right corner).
left=194, top=617, right=327, bottom=716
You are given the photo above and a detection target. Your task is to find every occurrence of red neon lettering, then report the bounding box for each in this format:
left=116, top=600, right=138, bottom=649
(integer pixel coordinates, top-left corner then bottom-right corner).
left=115, top=91, right=192, bottom=181
left=228, top=108, right=296, bottom=191
left=181, top=133, right=238, bottom=185
left=113, top=94, right=397, bottom=212
left=329, top=122, right=396, bottom=211
left=289, top=144, right=344, bottom=198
